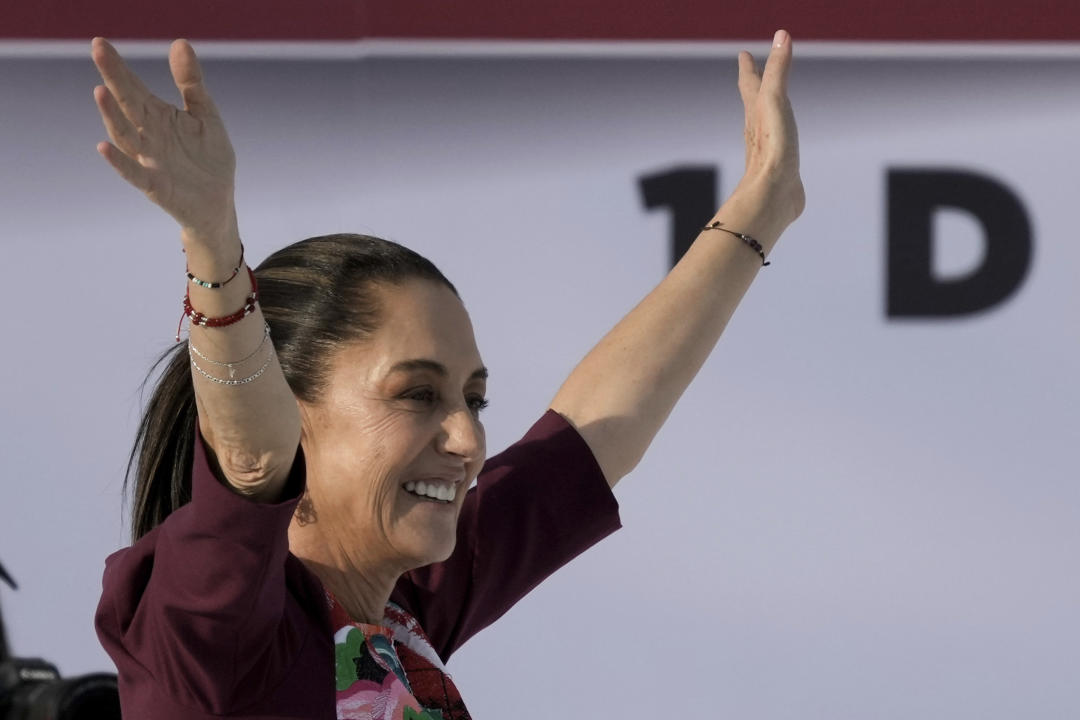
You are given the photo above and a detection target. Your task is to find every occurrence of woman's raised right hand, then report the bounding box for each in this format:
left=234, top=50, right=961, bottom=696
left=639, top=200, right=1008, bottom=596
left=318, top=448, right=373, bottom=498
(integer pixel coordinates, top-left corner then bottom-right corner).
left=92, top=38, right=237, bottom=248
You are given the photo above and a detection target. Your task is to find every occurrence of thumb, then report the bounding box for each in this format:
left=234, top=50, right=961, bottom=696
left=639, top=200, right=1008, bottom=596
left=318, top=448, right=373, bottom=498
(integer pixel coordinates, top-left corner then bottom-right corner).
left=169, top=39, right=219, bottom=117
left=737, top=50, right=761, bottom=109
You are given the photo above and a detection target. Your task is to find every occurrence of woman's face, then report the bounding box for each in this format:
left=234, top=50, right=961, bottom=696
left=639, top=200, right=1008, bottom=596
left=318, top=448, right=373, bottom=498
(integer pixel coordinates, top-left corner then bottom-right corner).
left=296, top=278, right=488, bottom=572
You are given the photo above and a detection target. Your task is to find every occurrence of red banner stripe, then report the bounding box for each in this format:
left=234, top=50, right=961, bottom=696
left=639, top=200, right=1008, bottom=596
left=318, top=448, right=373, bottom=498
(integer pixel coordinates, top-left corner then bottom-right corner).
left=8, top=0, right=1080, bottom=42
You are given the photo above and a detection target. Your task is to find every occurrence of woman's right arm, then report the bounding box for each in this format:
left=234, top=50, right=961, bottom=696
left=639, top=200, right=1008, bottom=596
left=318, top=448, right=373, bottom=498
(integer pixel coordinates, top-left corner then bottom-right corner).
left=92, top=38, right=299, bottom=501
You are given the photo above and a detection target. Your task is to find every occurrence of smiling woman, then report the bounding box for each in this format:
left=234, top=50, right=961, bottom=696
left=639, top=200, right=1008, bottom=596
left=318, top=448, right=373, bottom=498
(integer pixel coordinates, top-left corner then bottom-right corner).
left=290, top=279, right=490, bottom=620
left=89, top=29, right=803, bottom=720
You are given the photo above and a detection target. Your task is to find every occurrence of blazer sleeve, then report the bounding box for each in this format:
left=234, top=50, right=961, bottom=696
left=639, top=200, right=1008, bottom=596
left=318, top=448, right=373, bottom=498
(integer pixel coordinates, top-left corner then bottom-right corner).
left=391, top=409, right=622, bottom=661
left=95, top=427, right=308, bottom=714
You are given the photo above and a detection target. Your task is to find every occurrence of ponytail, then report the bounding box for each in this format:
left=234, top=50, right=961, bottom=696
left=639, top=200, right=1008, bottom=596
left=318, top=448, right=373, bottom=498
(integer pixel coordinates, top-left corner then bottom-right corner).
left=126, top=344, right=197, bottom=541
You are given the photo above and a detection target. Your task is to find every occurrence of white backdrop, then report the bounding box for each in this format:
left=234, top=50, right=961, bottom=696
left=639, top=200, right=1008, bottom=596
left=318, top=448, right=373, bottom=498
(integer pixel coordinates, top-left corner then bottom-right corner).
left=1, top=45, right=1078, bottom=718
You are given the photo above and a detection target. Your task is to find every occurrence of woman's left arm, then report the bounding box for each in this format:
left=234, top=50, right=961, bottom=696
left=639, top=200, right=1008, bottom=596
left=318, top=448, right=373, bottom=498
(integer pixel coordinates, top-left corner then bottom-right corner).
left=550, top=30, right=805, bottom=487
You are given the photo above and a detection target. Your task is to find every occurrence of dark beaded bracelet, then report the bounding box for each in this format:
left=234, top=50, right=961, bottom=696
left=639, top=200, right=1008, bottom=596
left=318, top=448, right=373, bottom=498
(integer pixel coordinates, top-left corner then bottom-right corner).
left=702, top=221, right=770, bottom=266
left=175, top=267, right=259, bottom=341
left=186, top=243, right=245, bottom=289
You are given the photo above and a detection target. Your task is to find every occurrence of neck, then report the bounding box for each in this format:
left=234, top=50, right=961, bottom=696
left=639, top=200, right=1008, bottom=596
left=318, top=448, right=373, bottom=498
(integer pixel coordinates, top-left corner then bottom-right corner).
left=288, top=514, right=403, bottom=626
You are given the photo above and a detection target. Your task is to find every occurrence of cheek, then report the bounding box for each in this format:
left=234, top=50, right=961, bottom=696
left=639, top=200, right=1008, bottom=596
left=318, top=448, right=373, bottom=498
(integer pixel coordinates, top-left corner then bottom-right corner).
left=328, top=418, right=437, bottom=505
left=367, top=444, right=405, bottom=507
left=306, top=401, right=408, bottom=468
left=301, top=416, right=400, bottom=512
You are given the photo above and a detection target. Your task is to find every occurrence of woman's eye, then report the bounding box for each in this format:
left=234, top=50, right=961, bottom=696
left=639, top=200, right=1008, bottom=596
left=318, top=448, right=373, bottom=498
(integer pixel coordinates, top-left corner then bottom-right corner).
left=404, top=388, right=437, bottom=404
left=400, top=388, right=487, bottom=414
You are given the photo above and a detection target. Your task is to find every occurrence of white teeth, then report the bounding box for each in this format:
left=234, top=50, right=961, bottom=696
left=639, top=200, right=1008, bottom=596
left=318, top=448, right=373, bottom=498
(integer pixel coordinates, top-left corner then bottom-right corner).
left=403, top=480, right=457, bottom=503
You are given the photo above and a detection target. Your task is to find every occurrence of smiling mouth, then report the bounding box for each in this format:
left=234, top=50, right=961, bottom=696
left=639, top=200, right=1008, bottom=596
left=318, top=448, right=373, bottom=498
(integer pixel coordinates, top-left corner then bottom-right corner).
left=403, top=480, right=458, bottom=504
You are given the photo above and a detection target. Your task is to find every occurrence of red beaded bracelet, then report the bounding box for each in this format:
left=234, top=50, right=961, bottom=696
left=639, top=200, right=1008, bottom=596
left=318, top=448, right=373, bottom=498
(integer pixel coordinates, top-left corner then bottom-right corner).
left=175, top=267, right=259, bottom=342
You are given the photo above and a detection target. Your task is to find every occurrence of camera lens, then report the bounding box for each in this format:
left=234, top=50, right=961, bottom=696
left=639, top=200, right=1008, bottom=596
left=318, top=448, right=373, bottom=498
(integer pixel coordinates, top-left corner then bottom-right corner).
left=2, top=671, right=120, bottom=720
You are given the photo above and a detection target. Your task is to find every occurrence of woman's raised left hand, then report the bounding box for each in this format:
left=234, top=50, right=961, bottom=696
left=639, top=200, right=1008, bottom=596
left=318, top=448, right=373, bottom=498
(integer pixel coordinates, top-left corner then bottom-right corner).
left=731, top=29, right=805, bottom=238
left=550, top=31, right=807, bottom=486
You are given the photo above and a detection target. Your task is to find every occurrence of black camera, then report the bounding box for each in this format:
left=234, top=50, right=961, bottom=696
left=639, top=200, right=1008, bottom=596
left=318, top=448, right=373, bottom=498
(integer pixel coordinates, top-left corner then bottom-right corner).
left=0, top=562, right=120, bottom=720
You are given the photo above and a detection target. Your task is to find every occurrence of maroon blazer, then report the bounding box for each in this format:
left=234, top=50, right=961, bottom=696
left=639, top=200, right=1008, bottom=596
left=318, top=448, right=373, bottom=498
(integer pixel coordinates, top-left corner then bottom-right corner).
left=96, top=410, right=621, bottom=719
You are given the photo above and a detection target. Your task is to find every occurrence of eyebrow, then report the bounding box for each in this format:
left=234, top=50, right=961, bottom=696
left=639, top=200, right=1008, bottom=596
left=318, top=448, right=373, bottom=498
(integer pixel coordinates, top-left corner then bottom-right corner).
left=389, top=358, right=488, bottom=381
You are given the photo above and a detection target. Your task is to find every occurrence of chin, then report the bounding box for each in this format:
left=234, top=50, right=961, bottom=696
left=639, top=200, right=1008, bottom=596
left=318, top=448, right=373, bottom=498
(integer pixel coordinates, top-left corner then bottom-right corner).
left=395, top=496, right=463, bottom=568
left=427, top=540, right=456, bottom=565
left=405, top=531, right=457, bottom=569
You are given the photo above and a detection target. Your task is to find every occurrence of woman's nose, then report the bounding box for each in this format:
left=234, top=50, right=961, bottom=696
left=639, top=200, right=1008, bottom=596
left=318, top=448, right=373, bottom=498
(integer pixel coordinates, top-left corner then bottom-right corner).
left=439, top=407, right=484, bottom=463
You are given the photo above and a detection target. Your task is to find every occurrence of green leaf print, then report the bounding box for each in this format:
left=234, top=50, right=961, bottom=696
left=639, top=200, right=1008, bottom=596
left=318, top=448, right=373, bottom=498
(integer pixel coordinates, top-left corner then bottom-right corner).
left=335, top=627, right=367, bottom=691
left=404, top=707, right=442, bottom=720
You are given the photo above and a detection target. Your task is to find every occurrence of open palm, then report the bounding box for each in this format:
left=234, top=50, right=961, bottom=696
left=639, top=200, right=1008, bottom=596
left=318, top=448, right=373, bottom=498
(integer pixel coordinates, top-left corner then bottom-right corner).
left=92, top=38, right=237, bottom=244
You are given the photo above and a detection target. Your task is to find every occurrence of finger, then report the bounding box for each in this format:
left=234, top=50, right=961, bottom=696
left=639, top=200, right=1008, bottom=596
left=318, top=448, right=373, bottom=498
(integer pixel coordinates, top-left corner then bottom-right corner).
left=94, top=85, right=142, bottom=156
left=91, top=37, right=153, bottom=126
left=737, top=50, right=761, bottom=108
left=169, top=39, right=220, bottom=118
left=760, top=29, right=793, bottom=96
left=97, top=141, right=154, bottom=195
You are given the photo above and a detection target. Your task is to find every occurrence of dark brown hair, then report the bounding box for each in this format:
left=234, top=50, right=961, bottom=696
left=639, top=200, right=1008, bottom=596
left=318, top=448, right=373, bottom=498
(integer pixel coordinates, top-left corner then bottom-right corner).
left=127, top=233, right=457, bottom=542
